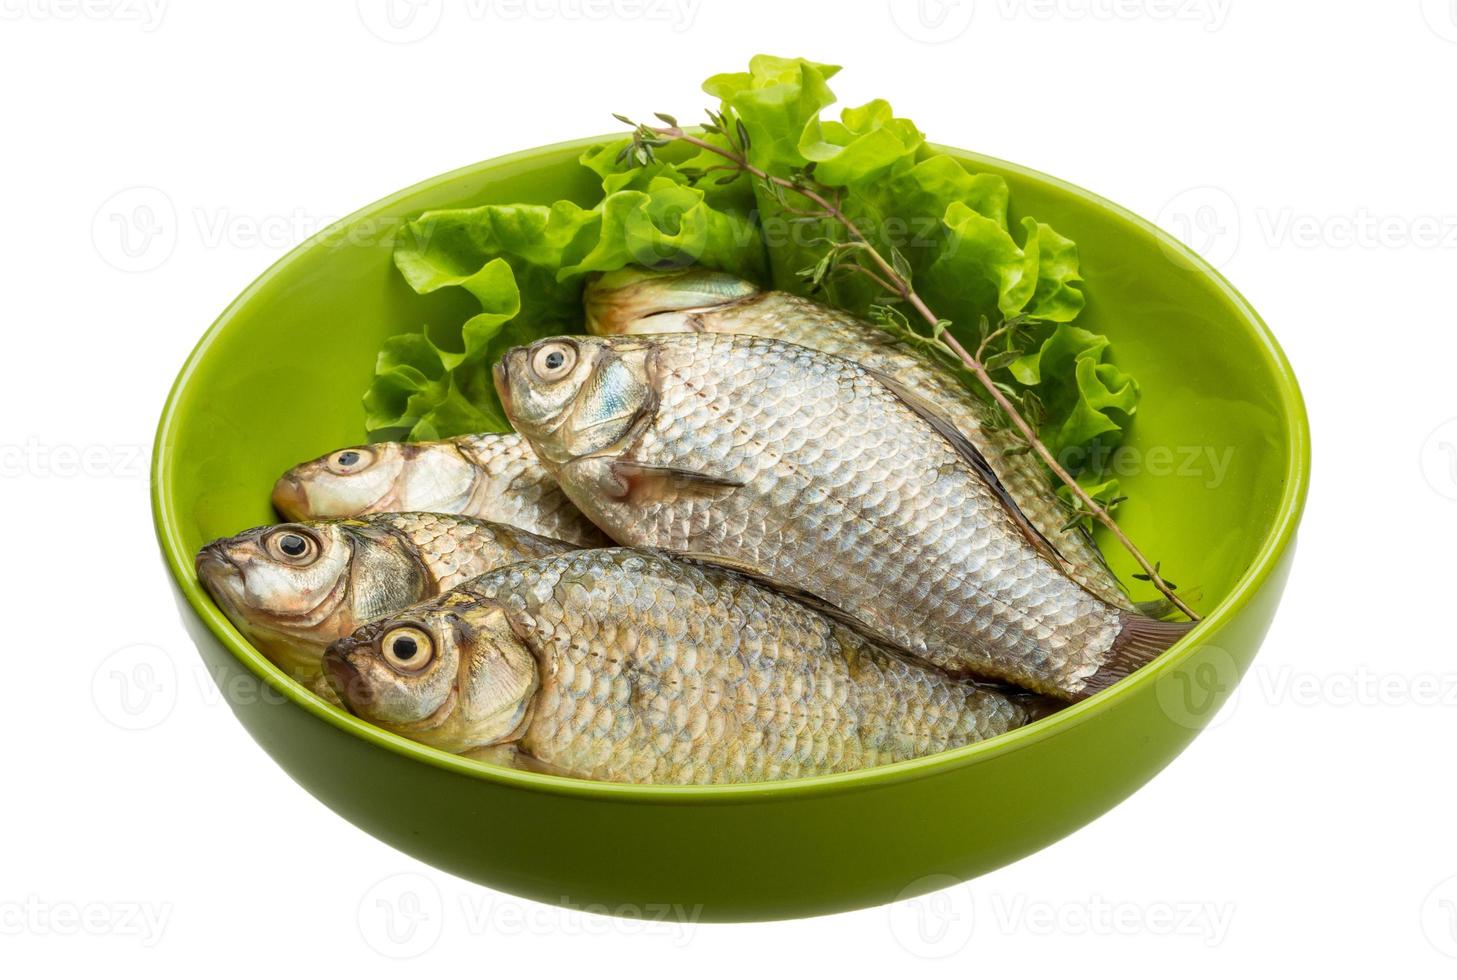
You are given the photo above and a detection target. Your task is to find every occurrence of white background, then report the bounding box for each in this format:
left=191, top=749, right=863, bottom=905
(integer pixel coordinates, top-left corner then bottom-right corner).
left=3, top=0, right=1455, bottom=974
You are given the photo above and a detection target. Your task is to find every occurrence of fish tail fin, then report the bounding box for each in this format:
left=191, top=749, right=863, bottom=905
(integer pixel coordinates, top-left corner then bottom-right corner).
left=1080, top=615, right=1197, bottom=698
left=1134, top=586, right=1205, bottom=621
left=1014, top=692, right=1066, bottom=723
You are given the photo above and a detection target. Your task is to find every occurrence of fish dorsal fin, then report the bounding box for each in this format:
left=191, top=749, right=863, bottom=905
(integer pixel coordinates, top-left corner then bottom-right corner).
left=862, top=367, right=1068, bottom=572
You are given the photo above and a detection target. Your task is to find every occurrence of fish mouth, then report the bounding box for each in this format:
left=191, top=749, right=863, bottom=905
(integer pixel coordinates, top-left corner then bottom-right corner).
left=195, top=538, right=347, bottom=632
left=322, top=646, right=366, bottom=708
left=194, top=544, right=242, bottom=592
left=493, top=359, right=512, bottom=415
left=270, top=474, right=309, bottom=520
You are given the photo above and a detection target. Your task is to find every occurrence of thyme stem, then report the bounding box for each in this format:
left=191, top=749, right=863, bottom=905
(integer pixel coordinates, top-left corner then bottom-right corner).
left=638, top=123, right=1198, bottom=621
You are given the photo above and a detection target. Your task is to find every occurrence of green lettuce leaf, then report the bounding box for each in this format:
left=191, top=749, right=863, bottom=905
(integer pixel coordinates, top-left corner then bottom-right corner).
left=1009, top=324, right=1139, bottom=462
left=797, top=99, right=924, bottom=188
left=367, top=150, right=764, bottom=439
left=365, top=52, right=1133, bottom=498
left=703, top=55, right=841, bottom=174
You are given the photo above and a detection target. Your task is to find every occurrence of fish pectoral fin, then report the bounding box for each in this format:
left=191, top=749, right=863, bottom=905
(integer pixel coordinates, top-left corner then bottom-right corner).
left=509, top=752, right=583, bottom=779
left=307, top=674, right=346, bottom=709
left=461, top=743, right=582, bottom=779
left=607, top=460, right=745, bottom=503
left=1134, top=586, right=1204, bottom=621
left=463, top=744, right=522, bottom=767
left=863, top=367, right=1070, bottom=574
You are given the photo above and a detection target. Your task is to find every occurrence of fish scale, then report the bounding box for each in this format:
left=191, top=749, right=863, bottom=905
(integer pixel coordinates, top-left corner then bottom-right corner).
left=586, top=273, right=1132, bottom=609
left=195, top=511, right=580, bottom=686
left=377, top=512, right=569, bottom=590
left=274, top=432, right=610, bottom=548
left=444, top=551, right=1033, bottom=783
left=501, top=334, right=1188, bottom=700
left=452, top=434, right=609, bottom=546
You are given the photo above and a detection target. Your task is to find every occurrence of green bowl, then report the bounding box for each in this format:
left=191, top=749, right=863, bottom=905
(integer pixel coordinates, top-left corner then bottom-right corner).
left=151, top=136, right=1309, bottom=921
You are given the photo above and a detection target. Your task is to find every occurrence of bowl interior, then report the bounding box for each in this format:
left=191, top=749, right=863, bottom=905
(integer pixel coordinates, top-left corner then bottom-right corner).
left=154, top=137, right=1308, bottom=790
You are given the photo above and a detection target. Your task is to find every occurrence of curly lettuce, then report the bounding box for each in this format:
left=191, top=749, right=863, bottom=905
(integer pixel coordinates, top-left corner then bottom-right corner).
left=365, top=53, right=1137, bottom=498
left=366, top=166, right=764, bottom=438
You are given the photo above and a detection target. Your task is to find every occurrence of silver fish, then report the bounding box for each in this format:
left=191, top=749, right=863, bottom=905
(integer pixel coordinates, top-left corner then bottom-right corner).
left=584, top=266, right=1131, bottom=609
left=495, top=334, right=1190, bottom=701
left=195, top=512, right=574, bottom=683
left=272, top=433, right=610, bottom=547
left=324, top=549, right=1043, bottom=782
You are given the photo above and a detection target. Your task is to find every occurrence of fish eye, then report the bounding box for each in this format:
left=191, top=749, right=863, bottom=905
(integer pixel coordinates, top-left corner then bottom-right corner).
left=530, top=342, right=577, bottom=382
left=327, top=447, right=374, bottom=475
left=380, top=625, right=435, bottom=673
left=265, top=527, right=320, bottom=564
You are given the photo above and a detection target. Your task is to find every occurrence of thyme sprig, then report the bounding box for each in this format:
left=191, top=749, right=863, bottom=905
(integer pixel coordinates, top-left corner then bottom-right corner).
left=616, top=114, right=1198, bottom=621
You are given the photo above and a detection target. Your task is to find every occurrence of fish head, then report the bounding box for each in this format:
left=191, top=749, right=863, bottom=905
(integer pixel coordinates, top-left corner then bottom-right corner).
left=495, top=336, right=655, bottom=466
left=324, top=596, right=538, bottom=754
left=272, top=444, right=404, bottom=519
left=584, top=266, right=761, bottom=336
left=194, top=520, right=427, bottom=679
left=272, top=441, right=476, bottom=519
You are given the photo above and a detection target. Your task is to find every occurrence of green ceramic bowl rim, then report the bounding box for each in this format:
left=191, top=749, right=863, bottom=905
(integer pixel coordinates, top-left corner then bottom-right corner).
left=152, top=135, right=1311, bottom=805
